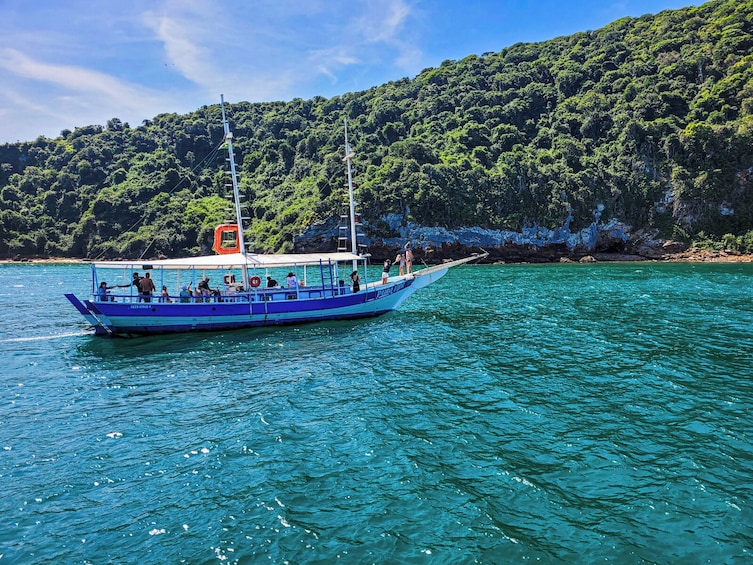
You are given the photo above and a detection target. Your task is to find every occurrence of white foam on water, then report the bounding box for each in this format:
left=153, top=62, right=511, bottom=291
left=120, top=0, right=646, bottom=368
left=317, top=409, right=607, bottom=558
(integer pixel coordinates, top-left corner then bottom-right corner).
left=2, top=331, right=89, bottom=343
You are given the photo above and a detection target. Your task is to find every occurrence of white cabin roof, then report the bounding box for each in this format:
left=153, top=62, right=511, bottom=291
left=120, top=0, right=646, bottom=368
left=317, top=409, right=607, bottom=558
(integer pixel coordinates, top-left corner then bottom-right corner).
left=93, top=252, right=363, bottom=270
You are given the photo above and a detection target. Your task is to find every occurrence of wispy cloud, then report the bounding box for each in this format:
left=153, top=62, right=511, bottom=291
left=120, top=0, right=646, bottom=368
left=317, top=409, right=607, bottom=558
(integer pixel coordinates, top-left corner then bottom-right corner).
left=0, top=0, right=426, bottom=140
left=0, top=48, right=156, bottom=113
left=0, top=47, right=180, bottom=140
left=143, top=0, right=422, bottom=97
left=142, top=2, right=223, bottom=92
left=356, top=0, right=413, bottom=44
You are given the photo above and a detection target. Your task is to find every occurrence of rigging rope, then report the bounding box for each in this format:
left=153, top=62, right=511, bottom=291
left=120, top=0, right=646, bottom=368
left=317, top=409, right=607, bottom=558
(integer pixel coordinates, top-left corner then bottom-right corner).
left=92, top=138, right=229, bottom=261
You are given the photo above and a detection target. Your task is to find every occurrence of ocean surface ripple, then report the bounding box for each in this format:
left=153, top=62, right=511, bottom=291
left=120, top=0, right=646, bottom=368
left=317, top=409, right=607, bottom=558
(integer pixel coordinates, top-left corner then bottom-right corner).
left=1, top=262, right=751, bottom=563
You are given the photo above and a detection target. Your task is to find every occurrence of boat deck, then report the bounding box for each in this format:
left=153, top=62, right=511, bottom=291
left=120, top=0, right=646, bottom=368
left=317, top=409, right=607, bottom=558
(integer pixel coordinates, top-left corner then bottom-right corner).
left=93, top=279, right=408, bottom=305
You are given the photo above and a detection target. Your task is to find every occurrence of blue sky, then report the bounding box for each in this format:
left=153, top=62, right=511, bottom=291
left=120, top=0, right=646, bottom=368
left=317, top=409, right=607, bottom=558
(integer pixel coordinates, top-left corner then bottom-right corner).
left=0, top=0, right=703, bottom=143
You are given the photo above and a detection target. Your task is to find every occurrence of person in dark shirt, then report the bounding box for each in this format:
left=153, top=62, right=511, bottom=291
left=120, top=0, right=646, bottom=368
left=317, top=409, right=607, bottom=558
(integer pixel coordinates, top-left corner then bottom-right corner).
left=197, top=277, right=217, bottom=299
left=382, top=259, right=392, bottom=285
left=350, top=270, right=360, bottom=293
left=266, top=276, right=278, bottom=288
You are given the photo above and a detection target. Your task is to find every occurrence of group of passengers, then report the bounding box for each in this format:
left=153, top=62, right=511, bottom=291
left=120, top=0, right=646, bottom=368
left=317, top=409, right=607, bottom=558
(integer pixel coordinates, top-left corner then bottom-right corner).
left=96, top=272, right=156, bottom=302
left=97, top=243, right=415, bottom=302
left=97, top=273, right=217, bottom=303
left=264, top=272, right=299, bottom=289
left=176, top=277, right=221, bottom=303
left=97, top=271, right=301, bottom=302
left=379, top=242, right=414, bottom=285
left=394, top=243, right=413, bottom=276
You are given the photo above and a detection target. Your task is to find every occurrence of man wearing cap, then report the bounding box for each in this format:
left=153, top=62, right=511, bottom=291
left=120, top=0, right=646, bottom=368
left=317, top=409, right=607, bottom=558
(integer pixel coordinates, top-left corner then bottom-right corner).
left=179, top=282, right=192, bottom=303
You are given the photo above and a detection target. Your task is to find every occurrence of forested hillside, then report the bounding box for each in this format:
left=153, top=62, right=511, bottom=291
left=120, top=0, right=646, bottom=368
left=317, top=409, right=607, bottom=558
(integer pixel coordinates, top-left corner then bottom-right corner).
left=1, top=0, right=752, bottom=259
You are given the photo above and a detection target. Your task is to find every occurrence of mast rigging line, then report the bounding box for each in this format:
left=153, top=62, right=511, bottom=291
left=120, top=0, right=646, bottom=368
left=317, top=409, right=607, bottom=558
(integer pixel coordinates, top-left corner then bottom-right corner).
left=92, top=133, right=236, bottom=262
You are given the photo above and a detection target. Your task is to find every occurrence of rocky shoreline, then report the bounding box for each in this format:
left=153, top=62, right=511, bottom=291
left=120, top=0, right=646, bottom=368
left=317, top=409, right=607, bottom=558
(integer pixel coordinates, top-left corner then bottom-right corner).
left=2, top=244, right=752, bottom=265
left=365, top=242, right=753, bottom=265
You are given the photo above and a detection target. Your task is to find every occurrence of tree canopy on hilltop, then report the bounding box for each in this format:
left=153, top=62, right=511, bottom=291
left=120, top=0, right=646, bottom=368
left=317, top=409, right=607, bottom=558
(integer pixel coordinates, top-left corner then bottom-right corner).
left=1, top=0, right=752, bottom=258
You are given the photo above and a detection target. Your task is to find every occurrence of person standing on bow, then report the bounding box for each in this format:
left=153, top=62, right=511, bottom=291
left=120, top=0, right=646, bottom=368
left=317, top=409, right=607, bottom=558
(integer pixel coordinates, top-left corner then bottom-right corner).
left=382, top=259, right=392, bottom=285
left=404, top=242, right=414, bottom=274
left=395, top=251, right=405, bottom=276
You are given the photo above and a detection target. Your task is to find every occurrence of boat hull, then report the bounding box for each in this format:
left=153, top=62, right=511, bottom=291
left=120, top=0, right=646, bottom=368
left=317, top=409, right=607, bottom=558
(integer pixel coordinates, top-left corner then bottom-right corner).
left=67, top=278, right=416, bottom=336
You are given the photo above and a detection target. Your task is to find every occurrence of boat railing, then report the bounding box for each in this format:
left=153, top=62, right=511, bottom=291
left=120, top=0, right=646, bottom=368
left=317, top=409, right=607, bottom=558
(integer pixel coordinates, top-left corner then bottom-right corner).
left=91, top=282, right=360, bottom=304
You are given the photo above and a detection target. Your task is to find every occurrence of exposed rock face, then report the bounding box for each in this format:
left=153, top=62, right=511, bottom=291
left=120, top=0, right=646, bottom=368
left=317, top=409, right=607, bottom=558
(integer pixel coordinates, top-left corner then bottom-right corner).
left=625, top=230, right=688, bottom=259
left=294, top=210, right=692, bottom=263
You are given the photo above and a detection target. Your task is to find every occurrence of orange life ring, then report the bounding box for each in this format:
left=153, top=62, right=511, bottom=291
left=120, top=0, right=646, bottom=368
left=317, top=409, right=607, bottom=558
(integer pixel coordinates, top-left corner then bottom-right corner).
left=249, top=275, right=261, bottom=288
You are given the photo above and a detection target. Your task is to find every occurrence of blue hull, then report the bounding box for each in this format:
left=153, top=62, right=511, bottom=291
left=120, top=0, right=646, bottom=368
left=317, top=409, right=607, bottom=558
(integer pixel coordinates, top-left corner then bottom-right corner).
left=67, top=278, right=418, bottom=336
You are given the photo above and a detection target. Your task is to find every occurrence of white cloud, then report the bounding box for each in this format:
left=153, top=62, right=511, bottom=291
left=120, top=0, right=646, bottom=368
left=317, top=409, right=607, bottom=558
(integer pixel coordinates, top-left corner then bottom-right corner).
left=356, top=0, right=413, bottom=44
left=0, top=0, right=428, bottom=141
left=0, top=48, right=154, bottom=112
left=0, top=48, right=181, bottom=140
left=143, top=0, right=423, bottom=96
left=141, top=3, right=223, bottom=92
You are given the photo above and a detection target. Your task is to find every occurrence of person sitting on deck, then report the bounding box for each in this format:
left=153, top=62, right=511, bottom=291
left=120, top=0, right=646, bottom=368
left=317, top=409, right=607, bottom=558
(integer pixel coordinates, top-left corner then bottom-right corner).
left=160, top=285, right=172, bottom=303
left=97, top=281, right=115, bottom=301
left=266, top=276, right=279, bottom=288
left=286, top=272, right=298, bottom=289
left=179, top=283, right=192, bottom=303
left=197, top=277, right=217, bottom=298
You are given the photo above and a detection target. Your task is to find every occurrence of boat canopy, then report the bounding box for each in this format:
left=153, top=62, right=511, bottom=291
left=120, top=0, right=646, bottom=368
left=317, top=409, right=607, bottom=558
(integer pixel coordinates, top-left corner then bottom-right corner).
left=92, top=251, right=364, bottom=270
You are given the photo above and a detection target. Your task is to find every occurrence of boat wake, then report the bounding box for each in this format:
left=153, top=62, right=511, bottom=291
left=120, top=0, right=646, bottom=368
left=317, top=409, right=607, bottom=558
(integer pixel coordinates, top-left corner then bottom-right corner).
left=2, top=331, right=89, bottom=343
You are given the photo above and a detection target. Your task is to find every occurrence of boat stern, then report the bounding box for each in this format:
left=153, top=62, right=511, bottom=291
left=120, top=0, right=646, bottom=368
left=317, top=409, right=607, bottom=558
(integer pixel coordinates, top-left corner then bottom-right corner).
left=65, top=293, right=115, bottom=335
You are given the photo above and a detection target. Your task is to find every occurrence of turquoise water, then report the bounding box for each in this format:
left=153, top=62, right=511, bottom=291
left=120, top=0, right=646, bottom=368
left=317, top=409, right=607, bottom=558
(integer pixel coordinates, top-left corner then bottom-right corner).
left=1, top=262, right=752, bottom=564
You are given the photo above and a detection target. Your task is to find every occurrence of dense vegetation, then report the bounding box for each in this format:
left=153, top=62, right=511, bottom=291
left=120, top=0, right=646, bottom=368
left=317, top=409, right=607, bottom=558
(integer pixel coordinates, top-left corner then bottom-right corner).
left=1, top=0, right=753, bottom=259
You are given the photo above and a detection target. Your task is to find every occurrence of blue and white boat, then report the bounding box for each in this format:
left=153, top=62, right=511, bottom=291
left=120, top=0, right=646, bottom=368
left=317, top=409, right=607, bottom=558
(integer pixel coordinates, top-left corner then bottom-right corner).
left=65, top=97, right=486, bottom=336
